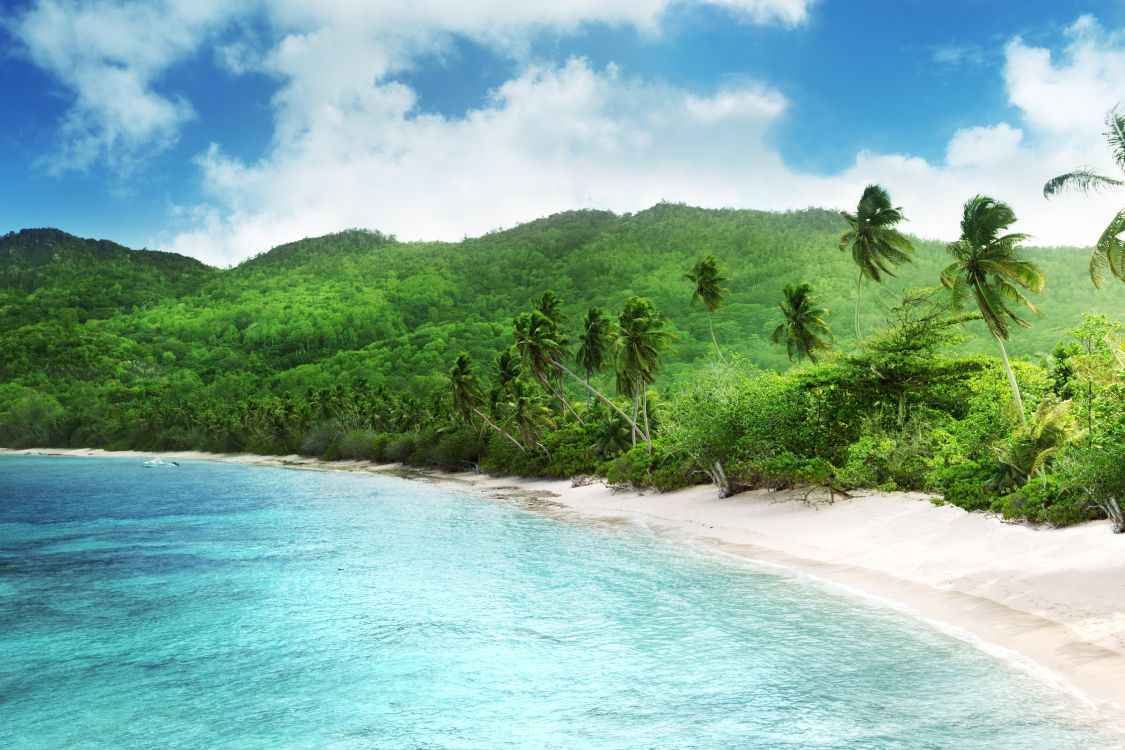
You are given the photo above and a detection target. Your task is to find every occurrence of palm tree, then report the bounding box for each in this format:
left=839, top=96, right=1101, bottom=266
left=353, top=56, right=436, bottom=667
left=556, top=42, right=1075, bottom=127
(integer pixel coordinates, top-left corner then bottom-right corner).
left=940, top=195, right=1044, bottom=424
left=513, top=298, right=645, bottom=438
left=512, top=309, right=583, bottom=423
left=489, top=347, right=522, bottom=410
left=684, top=255, right=729, bottom=361
left=1043, top=106, right=1125, bottom=286
left=839, top=184, right=915, bottom=340
left=994, top=398, right=1081, bottom=489
left=576, top=307, right=613, bottom=405
left=502, top=378, right=554, bottom=455
left=448, top=352, right=482, bottom=423
left=536, top=290, right=566, bottom=327
left=615, top=296, right=674, bottom=451
left=771, top=282, right=833, bottom=363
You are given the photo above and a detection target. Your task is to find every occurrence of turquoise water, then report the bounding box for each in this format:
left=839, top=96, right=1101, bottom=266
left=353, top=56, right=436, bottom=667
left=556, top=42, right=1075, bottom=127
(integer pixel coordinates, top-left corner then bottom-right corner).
left=0, top=456, right=1119, bottom=749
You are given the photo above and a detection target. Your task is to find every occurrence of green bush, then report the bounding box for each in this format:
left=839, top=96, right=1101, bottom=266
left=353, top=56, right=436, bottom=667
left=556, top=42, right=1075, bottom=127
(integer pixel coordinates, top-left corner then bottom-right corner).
left=928, top=460, right=999, bottom=512
left=336, top=428, right=379, bottom=460
left=299, top=421, right=337, bottom=457
left=432, top=428, right=483, bottom=471
left=384, top=433, right=418, bottom=463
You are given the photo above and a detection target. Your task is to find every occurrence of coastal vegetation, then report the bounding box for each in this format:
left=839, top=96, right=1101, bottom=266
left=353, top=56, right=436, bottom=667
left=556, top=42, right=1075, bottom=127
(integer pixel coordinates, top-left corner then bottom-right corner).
left=2, top=190, right=1125, bottom=530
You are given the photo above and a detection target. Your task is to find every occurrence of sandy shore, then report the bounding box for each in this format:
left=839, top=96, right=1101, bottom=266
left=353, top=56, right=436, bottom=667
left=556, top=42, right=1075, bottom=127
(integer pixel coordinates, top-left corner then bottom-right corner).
left=5, top=446, right=1125, bottom=730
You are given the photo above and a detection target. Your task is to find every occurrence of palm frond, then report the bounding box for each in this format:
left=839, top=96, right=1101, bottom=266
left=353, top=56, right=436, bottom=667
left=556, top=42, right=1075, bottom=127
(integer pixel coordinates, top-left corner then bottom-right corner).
left=1093, top=207, right=1125, bottom=286
left=1106, top=107, right=1125, bottom=171
left=1042, top=169, right=1123, bottom=197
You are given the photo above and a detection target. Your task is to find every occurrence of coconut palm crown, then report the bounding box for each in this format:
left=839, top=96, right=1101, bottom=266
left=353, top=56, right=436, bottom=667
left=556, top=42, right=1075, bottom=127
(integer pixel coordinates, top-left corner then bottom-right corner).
left=576, top=307, right=613, bottom=404
left=940, top=195, right=1044, bottom=341
left=839, top=184, right=915, bottom=339
left=771, top=282, right=833, bottom=363
left=1043, top=106, right=1125, bottom=286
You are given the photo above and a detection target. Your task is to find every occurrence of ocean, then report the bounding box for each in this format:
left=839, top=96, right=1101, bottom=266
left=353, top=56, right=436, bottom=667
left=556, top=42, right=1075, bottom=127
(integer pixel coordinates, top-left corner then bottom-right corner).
left=0, top=455, right=1119, bottom=749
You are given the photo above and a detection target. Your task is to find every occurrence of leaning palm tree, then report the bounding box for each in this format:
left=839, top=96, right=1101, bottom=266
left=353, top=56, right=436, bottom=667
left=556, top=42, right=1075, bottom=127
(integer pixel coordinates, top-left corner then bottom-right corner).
left=839, top=184, right=915, bottom=340
left=514, top=296, right=646, bottom=438
left=512, top=309, right=583, bottom=423
left=502, top=378, right=555, bottom=456
left=771, top=282, right=832, bottom=363
left=448, top=351, right=526, bottom=453
left=615, top=296, right=674, bottom=451
left=941, top=195, right=1044, bottom=424
left=575, top=307, right=613, bottom=406
left=1043, top=106, right=1125, bottom=286
left=684, top=255, right=729, bottom=362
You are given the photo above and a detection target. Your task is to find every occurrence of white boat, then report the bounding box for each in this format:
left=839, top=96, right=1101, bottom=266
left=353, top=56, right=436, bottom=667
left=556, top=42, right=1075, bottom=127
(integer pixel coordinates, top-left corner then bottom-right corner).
left=143, top=457, right=180, bottom=468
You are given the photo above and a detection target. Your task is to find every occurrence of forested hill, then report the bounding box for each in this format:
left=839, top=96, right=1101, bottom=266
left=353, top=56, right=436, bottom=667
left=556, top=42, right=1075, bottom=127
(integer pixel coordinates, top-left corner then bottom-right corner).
left=0, top=228, right=217, bottom=331
left=2, top=204, right=1123, bottom=447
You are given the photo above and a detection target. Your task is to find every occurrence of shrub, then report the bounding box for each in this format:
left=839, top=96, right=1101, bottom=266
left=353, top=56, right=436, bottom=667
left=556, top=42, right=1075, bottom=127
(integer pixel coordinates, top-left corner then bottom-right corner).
left=299, top=421, right=338, bottom=457
left=432, top=428, right=483, bottom=472
left=928, top=460, right=999, bottom=512
left=336, top=428, right=378, bottom=460
left=384, top=433, right=418, bottom=463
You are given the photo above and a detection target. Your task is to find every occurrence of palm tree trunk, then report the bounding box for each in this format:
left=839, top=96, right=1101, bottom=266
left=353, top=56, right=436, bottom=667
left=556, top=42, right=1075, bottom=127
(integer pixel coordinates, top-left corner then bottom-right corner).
left=854, top=269, right=863, bottom=341
left=642, top=385, right=652, bottom=452
left=542, top=374, right=585, bottom=425
left=552, top=359, right=645, bottom=438
left=585, top=366, right=592, bottom=407
left=707, top=310, right=726, bottom=363
left=994, top=335, right=1027, bottom=426
left=632, top=377, right=641, bottom=447
left=473, top=408, right=527, bottom=452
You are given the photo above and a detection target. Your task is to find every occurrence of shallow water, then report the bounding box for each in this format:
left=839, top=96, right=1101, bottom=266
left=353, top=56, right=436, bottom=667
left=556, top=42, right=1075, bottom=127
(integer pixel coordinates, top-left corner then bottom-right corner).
left=0, top=455, right=1120, bottom=749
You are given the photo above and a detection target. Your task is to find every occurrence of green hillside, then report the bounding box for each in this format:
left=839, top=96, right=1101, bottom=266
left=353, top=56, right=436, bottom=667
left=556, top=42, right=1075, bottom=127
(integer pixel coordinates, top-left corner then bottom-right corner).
left=0, top=203, right=1122, bottom=461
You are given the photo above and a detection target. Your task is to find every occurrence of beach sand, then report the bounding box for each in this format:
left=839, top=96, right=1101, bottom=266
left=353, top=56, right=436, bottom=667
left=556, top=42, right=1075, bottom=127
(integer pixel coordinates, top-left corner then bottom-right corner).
left=5, top=447, right=1125, bottom=730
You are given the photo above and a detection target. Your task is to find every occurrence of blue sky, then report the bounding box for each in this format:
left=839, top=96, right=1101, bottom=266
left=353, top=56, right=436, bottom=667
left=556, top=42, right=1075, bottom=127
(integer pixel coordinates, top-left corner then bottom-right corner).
left=2, top=0, right=1124, bottom=265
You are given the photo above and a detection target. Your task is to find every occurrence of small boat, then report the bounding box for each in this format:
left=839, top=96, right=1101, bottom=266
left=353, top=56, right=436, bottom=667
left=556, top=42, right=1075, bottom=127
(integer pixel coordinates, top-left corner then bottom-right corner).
left=143, top=457, right=180, bottom=468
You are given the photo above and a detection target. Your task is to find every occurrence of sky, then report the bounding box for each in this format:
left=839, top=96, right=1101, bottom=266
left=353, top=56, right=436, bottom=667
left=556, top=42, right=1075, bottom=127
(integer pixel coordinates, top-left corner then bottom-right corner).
left=2, top=0, right=1125, bottom=267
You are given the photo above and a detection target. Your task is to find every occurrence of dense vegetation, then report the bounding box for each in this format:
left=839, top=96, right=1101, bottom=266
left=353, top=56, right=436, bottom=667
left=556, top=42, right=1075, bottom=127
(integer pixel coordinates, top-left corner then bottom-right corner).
left=2, top=195, right=1124, bottom=530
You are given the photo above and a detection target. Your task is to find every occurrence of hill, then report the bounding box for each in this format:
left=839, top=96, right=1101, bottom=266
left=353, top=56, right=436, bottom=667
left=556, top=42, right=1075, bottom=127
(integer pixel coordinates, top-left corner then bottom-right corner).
left=1, top=204, right=1122, bottom=450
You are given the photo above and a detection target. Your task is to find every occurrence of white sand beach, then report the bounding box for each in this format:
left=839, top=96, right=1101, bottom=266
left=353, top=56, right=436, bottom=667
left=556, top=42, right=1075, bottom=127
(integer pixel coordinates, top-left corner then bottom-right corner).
left=5, top=447, right=1125, bottom=730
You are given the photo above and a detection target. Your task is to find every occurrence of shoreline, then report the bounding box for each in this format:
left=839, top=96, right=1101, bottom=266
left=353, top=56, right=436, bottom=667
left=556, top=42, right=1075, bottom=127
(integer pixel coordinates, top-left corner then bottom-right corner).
left=5, top=446, right=1125, bottom=732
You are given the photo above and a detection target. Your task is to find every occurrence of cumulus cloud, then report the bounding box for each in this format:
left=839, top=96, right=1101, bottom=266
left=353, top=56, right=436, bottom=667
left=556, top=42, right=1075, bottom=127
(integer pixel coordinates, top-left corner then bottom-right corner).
left=167, top=60, right=796, bottom=265
left=9, top=0, right=239, bottom=173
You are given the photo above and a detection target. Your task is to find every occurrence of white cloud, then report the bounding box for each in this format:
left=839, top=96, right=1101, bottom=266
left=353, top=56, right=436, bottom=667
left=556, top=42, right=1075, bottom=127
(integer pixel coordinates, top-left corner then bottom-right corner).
left=945, top=123, right=1023, bottom=168
left=10, top=0, right=239, bottom=173
left=167, top=60, right=796, bottom=265
left=1005, top=15, right=1125, bottom=137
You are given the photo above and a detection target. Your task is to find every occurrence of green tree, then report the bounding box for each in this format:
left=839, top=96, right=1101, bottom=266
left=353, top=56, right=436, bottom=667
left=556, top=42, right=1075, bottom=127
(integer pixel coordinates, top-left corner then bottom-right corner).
left=448, top=352, right=481, bottom=423
left=771, top=282, right=832, bottom=364
left=994, top=398, right=1081, bottom=489
left=512, top=308, right=583, bottom=423
left=576, top=307, right=613, bottom=405
left=684, top=254, right=729, bottom=362
left=941, top=195, right=1044, bottom=424
left=1043, top=107, right=1125, bottom=286
left=839, top=184, right=915, bottom=340
left=615, top=296, right=674, bottom=451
